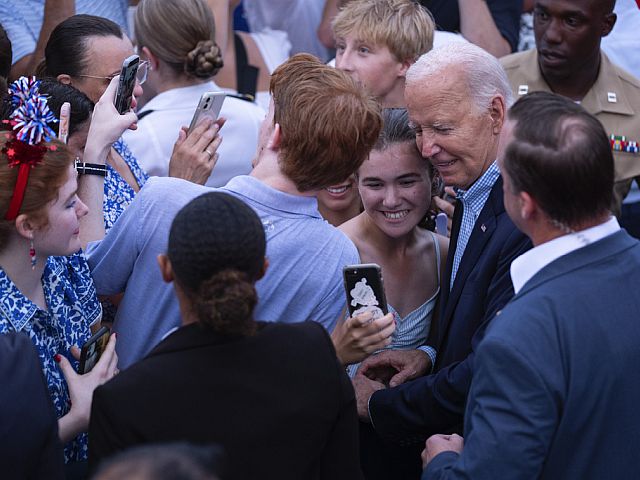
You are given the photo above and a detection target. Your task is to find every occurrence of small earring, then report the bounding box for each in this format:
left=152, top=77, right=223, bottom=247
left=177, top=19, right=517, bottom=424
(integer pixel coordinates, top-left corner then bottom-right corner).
left=29, top=239, right=36, bottom=270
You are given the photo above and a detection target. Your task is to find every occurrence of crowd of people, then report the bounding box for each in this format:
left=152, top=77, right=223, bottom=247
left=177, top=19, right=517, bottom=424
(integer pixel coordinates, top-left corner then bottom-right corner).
left=1, top=0, right=640, bottom=479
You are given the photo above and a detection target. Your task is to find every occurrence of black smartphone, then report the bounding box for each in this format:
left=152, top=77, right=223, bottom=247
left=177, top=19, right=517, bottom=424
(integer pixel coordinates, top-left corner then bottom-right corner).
left=78, top=326, right=110, bottom=374
left=114, top=55, right=140, bottom=114
left=188, top=91, right=226, bottom=134
left=343, top=263, right=388, bottom=320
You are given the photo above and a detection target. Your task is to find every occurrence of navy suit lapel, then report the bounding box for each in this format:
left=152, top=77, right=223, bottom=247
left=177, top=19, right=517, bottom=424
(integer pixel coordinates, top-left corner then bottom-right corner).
left=440, top=199, right=463, bottom=312
left=438, top=178, right=503, bottom=347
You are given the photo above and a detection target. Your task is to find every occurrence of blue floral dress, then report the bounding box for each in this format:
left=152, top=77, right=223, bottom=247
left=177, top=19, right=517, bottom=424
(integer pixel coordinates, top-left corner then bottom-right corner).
left=105, top=138, right=149, bottom=232
left=0, top=252, right=102, bottom=462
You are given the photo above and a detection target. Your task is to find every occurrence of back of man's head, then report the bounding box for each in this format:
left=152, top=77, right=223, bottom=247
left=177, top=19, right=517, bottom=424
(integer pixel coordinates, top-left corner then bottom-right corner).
left=332, top=0, right=434, bottom=63
left=269, top=53, right=382, bottom=192
left=406, top=41, right=514, bottom=113
left=505, top=91, right=613, bottom=229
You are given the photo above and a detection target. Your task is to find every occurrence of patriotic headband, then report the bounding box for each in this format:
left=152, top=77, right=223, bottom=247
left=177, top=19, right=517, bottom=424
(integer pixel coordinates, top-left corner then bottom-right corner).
left=2, top=77, right=58, bottom=221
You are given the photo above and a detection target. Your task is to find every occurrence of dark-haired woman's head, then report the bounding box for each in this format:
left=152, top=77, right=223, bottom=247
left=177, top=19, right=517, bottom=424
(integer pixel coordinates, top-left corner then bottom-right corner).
left=37, top=14, right=136, bottom=104
left=160, top=192, right=267, bottom=336
left=38, top=80, right=94, bottom=158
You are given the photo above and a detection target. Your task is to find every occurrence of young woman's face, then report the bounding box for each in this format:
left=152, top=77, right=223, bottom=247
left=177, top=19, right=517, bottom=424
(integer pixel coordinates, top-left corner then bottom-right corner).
left=34, top=163, right=89, bottom=257
left=358, top=142, right=431, bottom=238
left=317, top=175, right=360, bottom=216
left=67, top=119, right=91, bottom=161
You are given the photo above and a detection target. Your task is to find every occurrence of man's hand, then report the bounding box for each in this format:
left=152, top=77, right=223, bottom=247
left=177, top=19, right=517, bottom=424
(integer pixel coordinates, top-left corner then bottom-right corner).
left=433, top=186, right=457, bottom=238
left=331, top=312, right=395, bottom=366
left=421, top=434, right=464, bottom=468
left=352, top=370, right=385, bottom=421
left=359, top=349, right=430, bottom=388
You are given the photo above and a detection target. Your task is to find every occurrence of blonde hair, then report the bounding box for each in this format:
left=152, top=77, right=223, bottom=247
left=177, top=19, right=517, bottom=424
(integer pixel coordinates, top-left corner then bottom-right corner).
left=332, top=0, right=434, bottom=62
left=134, top=0, right=223, bottom=79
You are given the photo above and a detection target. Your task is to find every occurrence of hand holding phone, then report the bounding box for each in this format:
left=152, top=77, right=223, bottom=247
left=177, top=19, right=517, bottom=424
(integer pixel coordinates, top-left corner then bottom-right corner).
left=78, top=326, right=111, bottom=374
left=114, top=55, right=140, bottom=114
left=343, top=263, right=388, bottom=321
left=188, top=91, right=226, bottom=134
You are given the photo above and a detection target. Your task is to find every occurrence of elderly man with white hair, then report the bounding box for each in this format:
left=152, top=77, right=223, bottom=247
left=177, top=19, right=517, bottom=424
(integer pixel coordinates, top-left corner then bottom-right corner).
left=353, top=42, right=531, bottom=480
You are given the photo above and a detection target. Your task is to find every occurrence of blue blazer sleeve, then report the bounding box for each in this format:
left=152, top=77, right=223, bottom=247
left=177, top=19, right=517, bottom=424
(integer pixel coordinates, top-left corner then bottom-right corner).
left=369, top=222, right=531, bottom=443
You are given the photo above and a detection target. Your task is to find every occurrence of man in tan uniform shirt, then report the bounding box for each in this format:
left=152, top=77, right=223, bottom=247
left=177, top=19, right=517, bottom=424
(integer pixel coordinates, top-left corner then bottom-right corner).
left=500, top=0, right=640, bottom=218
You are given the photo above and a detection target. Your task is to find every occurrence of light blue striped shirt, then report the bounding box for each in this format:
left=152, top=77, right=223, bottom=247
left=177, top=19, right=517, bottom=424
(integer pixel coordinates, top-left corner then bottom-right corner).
left=450, top=162, right=501, bottom=290
left=0, top=0, right=129, bottom=64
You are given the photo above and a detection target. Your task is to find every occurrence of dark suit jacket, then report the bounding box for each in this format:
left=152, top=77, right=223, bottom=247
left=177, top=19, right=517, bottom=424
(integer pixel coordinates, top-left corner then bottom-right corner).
left=425, top=229, right=640, bottom=479
left=89, top=321, right=363, bottom=480
left=369, top=177, right=531, bottom=442
left=0, top=333, right=64, bottom=479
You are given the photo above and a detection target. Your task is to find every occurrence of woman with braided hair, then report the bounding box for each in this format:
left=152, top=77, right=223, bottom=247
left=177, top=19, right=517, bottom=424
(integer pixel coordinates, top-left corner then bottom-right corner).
left=89, top=192, right=363, bottom=479
left=124, top=0, right=265, bottom=187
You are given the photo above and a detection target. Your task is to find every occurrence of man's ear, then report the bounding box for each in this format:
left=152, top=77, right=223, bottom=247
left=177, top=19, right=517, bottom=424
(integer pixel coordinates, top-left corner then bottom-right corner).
left=157, top=254, right=175, bottom=283
left=397, top=59, right=413, bottom=78
left=519, top=191, right=537, bottom=220
left=57, top=74, right=72, bottom=86
left=268, top=123, right=281, bottom=150
left=14, top=214, right=37, bottom=240
left=602, top=13, right=617, bottom=37
left=489, top=94, right=506, bottom=136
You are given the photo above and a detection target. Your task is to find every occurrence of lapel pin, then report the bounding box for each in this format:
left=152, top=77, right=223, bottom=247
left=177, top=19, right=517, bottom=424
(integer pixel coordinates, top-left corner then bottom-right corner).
left=607, top=92, right=617, bottom=103
left=481, top=224, right=487, bottom=233
left=518, top=85, right=528, bottom=95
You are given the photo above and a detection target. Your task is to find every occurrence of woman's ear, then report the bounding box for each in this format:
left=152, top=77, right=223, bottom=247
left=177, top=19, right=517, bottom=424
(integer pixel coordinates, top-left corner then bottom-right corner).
left=14, top=213, right=37, bottom=240
left=256, top=257, right=269, bottom=281
left=57, top=74, right=72, bottom=86
left=157, top=254, right=175, bottom=283
left=141, top=46, right=159, bottom=72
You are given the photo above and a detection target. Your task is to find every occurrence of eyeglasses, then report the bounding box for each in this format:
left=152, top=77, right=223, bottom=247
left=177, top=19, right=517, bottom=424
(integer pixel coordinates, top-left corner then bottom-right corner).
left=77, top=60, right=149, bottom=85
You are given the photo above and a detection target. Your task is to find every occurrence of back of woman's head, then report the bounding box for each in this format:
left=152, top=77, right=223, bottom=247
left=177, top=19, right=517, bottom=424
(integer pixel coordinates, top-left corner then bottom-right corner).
left=168, top=192, right=266, bottom=336
left=135, top=0, right=223, bottom=79
left=37, top=14, right=123, bottom=78
left=38, top=80, right=94, bottom=137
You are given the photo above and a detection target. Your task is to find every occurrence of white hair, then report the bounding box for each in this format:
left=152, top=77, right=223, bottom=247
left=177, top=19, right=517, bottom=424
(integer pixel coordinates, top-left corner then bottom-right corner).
left=406, top=42, right=514, bottom=112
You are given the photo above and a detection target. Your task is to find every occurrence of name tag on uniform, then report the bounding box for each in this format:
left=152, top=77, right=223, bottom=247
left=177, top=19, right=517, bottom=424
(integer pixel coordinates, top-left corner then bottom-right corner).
left=518, top=85, right=529, bottom=95
left=607, top=92, right=617, bottom=103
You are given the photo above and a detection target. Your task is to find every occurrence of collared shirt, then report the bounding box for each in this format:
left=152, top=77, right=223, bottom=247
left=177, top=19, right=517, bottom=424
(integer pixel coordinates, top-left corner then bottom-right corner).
left=87, top=176, right=359, bottom=368
left=511, top=217, right=620, bottom=294
left=0, top=252, right=102, bottom=462
left=450, top=162, right=501, bottom=290
left=501, top=49, right=640, bottom=215
left=122, top=81, right=264, bottom=188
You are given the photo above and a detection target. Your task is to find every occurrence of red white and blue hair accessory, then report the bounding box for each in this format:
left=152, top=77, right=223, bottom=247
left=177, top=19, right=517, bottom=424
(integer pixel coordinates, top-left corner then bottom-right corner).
left=2, top=76, right=58, bottom=220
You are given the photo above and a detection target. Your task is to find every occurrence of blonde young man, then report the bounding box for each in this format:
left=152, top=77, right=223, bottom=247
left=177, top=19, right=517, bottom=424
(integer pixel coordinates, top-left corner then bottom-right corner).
left=333, top=0, right=435, bottom=108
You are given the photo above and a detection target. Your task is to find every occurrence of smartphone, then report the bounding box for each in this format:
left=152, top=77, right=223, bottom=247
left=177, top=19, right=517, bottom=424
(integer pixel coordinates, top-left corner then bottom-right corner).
left=78, top=326, right=110, bottom=374
left=188, top=91, right=226, bottom=134
left=114, top=55, right=140, bottom=114
left=343, top=263, right=388, bottom=321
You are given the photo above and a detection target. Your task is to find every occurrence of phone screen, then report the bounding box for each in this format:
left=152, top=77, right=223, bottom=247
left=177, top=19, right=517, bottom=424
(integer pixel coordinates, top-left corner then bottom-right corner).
left=78, top=326, right=110, bottom=374
left=114, top=55, right=140, bottom=114
left=343, top=264, right=388, bottom=320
